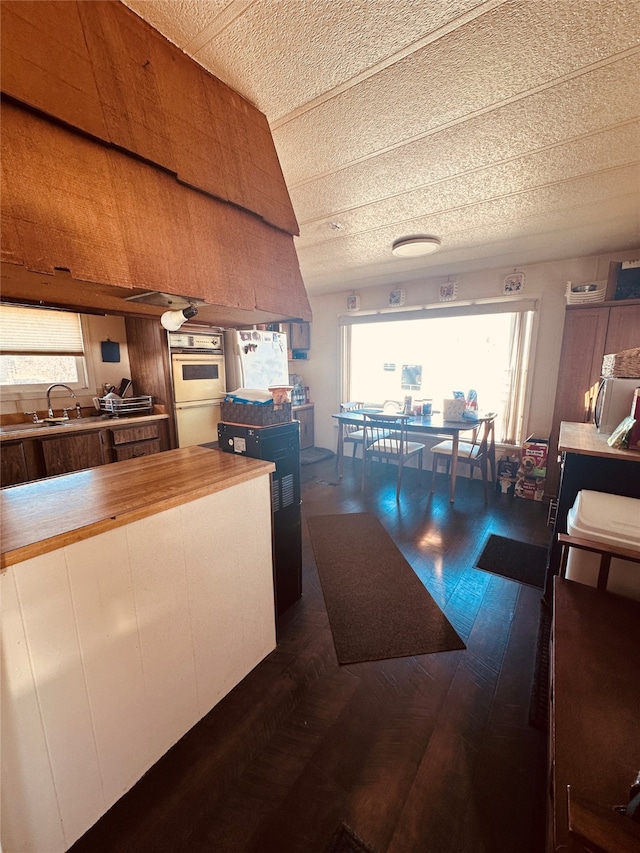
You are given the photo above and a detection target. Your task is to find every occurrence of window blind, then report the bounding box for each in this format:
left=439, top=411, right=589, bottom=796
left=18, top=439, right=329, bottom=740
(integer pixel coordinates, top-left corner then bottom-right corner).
left=0, top=306, right=85, bottom=355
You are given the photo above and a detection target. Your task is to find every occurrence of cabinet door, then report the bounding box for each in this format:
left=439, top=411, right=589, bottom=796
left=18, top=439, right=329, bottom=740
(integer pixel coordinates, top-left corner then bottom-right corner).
left=546, top=308, right=609, bottom=498
left=1, top=442, right=29, bottom=486
left=290, top=322, right=310, bottom=350
left=604, top=303, right=640, bottom=354
left=41, top=432, right=104, bottom=476
left=294, top=406, right=314, bottom=449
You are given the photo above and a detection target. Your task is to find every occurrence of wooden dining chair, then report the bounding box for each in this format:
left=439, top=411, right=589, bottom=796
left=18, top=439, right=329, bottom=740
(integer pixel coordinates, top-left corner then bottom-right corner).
left=337, top=401, right=366, bottom=463
left=430, top=414, right=497, bottom=503
left=361, top=412, right=425, bottom=501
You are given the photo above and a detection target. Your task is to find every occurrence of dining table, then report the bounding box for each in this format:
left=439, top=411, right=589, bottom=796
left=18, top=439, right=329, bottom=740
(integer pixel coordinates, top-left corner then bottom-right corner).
left=332, top=408, right=495, bottom=502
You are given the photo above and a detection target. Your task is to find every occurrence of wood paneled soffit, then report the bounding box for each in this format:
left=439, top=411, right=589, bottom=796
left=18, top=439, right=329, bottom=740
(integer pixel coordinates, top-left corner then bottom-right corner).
left=1, top=102, right=311, bottom=322
left=0, top=0, right=298, bottom=236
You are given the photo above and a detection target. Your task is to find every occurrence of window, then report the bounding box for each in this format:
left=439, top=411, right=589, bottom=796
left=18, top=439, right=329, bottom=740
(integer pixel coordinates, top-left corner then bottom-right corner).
left=341, top=301, right=535, bottom=445
left=0, top=305, right=89, bottom=395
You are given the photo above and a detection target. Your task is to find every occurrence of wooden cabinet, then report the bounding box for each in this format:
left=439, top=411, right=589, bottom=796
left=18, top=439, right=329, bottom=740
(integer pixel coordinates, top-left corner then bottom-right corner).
left=41, top=431, right=105, bottom=477
left=293, top=404, right=314, bottom=450
left=549, top=579, right=640, bottom=852
left=290, top=322, right=310, bottom=351
left=109, top=423, right=164, bottom=461
left=0, top=417, right=170, bottom=486
left=546, top=300, right=640, bottom=497
left=1, top=442, right=29, bottom=487
left=281, top=322, right=311, bottom=352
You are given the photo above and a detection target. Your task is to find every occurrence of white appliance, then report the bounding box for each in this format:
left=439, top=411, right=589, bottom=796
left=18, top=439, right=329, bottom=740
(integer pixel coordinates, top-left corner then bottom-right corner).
left=566, top=490, right=640, bottom=600
left=169, top=330, right=226, bottom=447
left=223, top=329, right=289, bottom=391
left=594, top=377, right=640, bottom=434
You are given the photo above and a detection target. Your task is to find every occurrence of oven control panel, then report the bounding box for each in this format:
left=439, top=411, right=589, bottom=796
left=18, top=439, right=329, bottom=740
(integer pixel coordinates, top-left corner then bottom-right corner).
left=168, top=332, right=223, bottom=352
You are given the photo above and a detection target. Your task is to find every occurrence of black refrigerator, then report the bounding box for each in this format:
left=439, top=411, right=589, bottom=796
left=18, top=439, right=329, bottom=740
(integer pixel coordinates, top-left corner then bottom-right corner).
left=217, top=421, right=302, bottom=626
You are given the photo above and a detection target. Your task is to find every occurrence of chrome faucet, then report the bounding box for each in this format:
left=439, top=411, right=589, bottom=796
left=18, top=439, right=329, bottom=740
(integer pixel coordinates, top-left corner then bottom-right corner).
left=46, top=384, right=77, bottom=418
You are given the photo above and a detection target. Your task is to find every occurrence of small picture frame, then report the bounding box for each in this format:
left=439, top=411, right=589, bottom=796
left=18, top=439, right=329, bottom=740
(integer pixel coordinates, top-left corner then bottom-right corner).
left=439, top=281, right=457, bottom=302
left=503, top=271, right=525, bottom=294
left=346, top=293, right=360, bottom=311
left=389, top=288, right=405, bottom=307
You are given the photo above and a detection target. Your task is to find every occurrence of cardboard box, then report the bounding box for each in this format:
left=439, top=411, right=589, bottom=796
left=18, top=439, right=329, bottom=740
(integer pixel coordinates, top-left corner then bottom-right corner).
left=515, top=476, right=545, bottom=501
left=520, top=436, right=548, bottom=478
left=515, top=436, right=548, bottom=500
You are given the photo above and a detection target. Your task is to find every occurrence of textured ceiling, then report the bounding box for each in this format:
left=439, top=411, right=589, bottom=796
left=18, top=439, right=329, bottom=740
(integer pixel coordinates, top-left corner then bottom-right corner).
left=122, top=0, right=640, bottom=296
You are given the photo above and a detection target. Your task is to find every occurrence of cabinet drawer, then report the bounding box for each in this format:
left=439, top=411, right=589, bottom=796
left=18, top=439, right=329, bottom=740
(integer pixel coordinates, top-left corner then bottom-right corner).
left=110, top=424, right=159, bottom=445
left=113, top=439, right=161, bottom=460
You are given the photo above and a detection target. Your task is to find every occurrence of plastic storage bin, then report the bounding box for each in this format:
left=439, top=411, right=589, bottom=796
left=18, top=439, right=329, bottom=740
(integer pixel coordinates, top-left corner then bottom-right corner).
left=565, top=490, right=640, bottom=600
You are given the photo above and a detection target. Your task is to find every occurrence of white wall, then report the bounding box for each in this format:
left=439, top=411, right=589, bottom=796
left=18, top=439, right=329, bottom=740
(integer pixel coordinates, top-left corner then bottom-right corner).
left=303, top=251, right=639, bottom=454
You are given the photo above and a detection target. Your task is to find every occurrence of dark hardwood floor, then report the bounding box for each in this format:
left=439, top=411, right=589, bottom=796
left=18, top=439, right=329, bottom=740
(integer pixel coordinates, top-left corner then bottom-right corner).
left=71, top=458, right=551, bottom=853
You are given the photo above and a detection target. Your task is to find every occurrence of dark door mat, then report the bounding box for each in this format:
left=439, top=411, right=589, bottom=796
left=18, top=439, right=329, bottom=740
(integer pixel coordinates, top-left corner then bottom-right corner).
left=326, top=823, right=376, bottom=853
left=475, top=534, right=548, bottom=590
left=301, top=446, right=335, bottom=465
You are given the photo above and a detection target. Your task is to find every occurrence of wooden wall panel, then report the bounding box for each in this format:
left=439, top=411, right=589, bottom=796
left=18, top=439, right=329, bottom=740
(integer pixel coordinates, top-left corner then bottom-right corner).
left=78, top=1, right=299, bottom=235
left=0, top=213, right=24, bottom=266
left=0, top=0, right=107, bottom=140
left=152, top=44, right=233, bottom=204
left=241, top=105, right=300, bottom=235
left=1, top=0, right=300, bottom=237
left=2, top=99, right=311, bottom=321
left=1, top=102, right=131, bottom=285
left=1, top=0, right=310, bottom=323
left=78, top=1, right=177, bottom=172
left=246, top=217, right=311, bottom=321
left=184, top=192, right=255, bottom=311
left=106, top=150, right=206, bottom=298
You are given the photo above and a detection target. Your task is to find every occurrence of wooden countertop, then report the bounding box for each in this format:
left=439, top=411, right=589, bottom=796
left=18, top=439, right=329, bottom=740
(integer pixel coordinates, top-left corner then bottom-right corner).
left=1, top=446, right=274, bottom=570
left=0, top=412, right=169, bottom=442
left=559, top=422, right=640, bottom=461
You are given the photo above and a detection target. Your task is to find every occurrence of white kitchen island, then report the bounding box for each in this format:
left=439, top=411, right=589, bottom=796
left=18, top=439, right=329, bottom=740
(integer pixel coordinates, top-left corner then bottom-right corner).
left=1, top=446, right=276, bottom=853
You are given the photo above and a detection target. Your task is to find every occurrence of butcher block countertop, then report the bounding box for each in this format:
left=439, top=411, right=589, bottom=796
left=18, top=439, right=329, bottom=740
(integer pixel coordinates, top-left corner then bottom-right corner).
left=1, top=446, right=274, bottom=570
left=559, top=421, right=640, bottom=461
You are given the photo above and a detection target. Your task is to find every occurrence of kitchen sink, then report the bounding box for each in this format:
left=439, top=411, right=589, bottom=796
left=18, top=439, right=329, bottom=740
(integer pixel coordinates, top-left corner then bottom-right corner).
left=0, top=420, right=72, bottom=434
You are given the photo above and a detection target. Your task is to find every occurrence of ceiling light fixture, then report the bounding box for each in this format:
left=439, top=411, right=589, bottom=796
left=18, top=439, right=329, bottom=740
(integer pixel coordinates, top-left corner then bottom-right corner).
left=392, top=235, right=441, bottom=257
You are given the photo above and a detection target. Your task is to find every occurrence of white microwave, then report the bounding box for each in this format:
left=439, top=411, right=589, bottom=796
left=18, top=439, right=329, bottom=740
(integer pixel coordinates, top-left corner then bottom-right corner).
left=594, top=377, right=640, bottom=434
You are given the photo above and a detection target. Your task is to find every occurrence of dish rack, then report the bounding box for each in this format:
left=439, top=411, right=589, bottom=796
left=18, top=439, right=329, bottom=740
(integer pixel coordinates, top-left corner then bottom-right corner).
left=99, top=395, right=153, bottom=417
left=564, top=280, right=606, bottom=304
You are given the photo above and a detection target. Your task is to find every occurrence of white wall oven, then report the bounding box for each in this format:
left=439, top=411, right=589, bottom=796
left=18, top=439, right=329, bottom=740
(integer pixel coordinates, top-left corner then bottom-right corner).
left=169, top=331, right=225, bottom=447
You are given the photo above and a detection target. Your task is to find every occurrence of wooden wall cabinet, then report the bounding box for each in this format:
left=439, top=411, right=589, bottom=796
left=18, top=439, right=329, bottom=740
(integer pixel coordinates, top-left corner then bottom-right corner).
left=281, top=322, right=311, bottom=352
left=546, top=300, right=640, bottom=498
left=290, top=322, right=311, bottom=351
left=293, top=404, right=314, bottom=450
